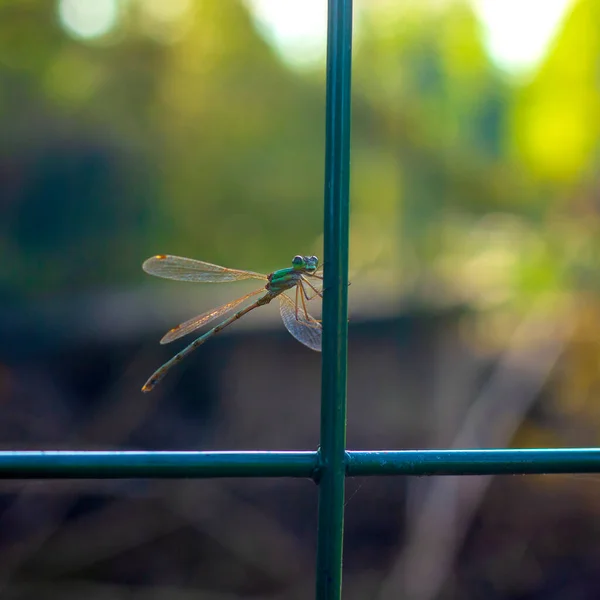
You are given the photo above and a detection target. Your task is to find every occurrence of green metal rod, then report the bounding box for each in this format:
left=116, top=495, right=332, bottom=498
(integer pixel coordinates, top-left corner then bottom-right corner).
left=316, top=1, right=353, bottom=598
left=0, top=451, right=318, bottom=479
left=0, top=449, right=598, bottom=479
left=346, top=448, right=600, bottom=476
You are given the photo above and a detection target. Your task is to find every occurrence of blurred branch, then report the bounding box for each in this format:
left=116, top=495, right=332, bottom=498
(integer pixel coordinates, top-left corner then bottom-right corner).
left=377, top=301, right=574, bottom=600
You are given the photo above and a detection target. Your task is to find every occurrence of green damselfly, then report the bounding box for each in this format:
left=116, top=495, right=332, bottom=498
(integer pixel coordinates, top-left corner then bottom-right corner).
left=141, top=254, right=323, bottom=392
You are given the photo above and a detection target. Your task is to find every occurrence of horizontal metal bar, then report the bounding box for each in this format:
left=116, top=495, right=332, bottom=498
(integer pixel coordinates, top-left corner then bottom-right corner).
left=0, top=449, right=599, bottom=479
left=346, top=449, right=600, bottom=476
left=0, top=451, right=319, bottom=479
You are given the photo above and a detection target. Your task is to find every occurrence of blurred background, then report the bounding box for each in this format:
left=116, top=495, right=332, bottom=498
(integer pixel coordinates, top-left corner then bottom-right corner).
left=1, top=0, right=600, bottom=598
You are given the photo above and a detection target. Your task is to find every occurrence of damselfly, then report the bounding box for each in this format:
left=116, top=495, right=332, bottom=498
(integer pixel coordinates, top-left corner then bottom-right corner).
left=141, top=254, right=323, bottom=392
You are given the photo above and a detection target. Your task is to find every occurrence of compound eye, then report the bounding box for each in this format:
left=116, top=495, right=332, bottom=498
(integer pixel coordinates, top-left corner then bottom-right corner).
left=292, top=255, right=304, bottom=268
left=309, top=255, right=318, bottom=265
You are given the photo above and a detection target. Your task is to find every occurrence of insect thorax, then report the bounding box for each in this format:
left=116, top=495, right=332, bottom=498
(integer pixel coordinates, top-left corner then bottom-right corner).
left=266, top=267, right=301, bottom=294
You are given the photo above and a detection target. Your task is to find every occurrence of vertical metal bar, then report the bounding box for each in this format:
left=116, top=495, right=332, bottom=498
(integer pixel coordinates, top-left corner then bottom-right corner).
left=316, top=1, right=353, bottom=598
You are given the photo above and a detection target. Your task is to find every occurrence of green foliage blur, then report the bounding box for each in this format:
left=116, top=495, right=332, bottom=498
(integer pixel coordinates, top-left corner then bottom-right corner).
left=1, top=0, right=599, bottom=320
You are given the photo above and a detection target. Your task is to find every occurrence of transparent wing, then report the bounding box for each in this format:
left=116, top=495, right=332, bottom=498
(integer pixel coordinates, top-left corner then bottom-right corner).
left=161, top=287, right=265, bottom=344
left=279, top=293, right=322, bottom=352
left=143, top=255, right=268, bottom=283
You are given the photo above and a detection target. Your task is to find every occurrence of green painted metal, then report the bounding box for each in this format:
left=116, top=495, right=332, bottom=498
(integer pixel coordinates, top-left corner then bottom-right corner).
left=345, top=448, right=600, bottom=476
left=0, top=451, right=317, bottom=479
left=316, top=1, right=353, bottom=598
left=2, top=450, right=600, bottom=480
